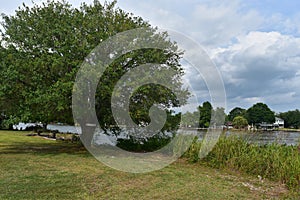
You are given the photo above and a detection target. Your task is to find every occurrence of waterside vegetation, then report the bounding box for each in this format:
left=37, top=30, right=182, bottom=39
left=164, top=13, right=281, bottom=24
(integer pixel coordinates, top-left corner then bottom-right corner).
left=184, top=135, right=300, bottom=192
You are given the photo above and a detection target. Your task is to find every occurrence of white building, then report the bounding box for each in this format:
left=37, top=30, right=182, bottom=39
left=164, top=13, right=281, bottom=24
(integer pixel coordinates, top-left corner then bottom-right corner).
left=274, top=117, right=284, bottom=128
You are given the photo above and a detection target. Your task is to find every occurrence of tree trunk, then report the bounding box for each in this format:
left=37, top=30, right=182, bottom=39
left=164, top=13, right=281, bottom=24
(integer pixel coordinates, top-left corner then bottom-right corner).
left=43, top=123, right=47, bottom=132
left=80, top=123, right=96, bottom=147
left=8, top=123, right=14, bottom=130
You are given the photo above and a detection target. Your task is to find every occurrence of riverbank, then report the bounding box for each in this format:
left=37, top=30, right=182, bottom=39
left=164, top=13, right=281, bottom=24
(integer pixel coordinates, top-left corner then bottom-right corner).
left=279, top=128, right=300, bottom=132
left=0, top=131, right=297, bottom=199
left=184, top=136, right=300, bottom=192
left=226, top=127, right=300, bottom=132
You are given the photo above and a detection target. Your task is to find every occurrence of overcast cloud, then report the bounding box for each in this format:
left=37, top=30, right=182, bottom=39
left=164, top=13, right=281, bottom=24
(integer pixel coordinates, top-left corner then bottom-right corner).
left=2, top=0, right=300, bottom=113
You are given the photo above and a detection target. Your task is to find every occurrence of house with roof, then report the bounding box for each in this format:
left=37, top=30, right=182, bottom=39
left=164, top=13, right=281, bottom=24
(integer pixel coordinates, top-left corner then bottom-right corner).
left=274, top=117, right=284, bottom=128
left=258, top=117, right=285, bottom=130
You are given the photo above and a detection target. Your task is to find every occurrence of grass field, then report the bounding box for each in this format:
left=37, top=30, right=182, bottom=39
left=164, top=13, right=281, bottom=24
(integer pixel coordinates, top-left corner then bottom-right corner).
left=0, top=131, right=296, bottom=199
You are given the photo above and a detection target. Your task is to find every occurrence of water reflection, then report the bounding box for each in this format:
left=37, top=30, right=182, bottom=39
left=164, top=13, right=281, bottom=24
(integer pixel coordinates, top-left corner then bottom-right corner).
left=197, top=130, right=300, bottom=146
left=13, top=123, right=300, bottom=146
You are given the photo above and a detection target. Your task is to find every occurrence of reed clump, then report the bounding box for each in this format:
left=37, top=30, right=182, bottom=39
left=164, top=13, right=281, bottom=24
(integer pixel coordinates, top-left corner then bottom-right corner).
left=184, top=136, right=300, bottom=190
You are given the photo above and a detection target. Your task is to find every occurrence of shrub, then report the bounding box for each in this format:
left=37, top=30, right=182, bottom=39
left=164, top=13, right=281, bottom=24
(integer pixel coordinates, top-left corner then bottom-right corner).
left=116, top=134, right=172, bottom=152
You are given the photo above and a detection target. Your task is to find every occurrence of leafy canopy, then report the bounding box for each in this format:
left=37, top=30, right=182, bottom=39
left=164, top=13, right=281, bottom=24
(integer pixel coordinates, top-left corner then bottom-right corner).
left=227, top=107, right=246, bottom=122
left=232, top=116, right=248, bottom=129
left=246, top=103, right=275, bottom=124
left=0, top=0, right=188, bottom=132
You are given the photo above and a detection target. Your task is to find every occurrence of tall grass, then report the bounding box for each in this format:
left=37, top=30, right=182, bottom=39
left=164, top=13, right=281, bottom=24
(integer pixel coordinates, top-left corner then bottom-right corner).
left=184, top=136, right=300, bottom=190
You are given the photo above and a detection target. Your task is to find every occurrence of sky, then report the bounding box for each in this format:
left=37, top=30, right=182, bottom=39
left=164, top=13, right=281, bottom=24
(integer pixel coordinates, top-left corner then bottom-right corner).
left=1, top=0, right=300, bottom=113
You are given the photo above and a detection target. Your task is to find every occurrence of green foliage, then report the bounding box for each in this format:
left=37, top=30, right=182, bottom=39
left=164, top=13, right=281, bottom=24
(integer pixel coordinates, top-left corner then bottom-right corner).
left=181, top=103, right=225, bottom=128
left=116, top=134, right=172, bottom=152
left=227, top=107, right=246, bottom=122
left=278, top=109, right=300, bottom=128
left=181, top=111, right=199, bottom=128
left=0, top=0, right=187, bottom=132
left=184, top=137, right=202, bottom=163
left=0, top=1, right=85, bottom=124
left=246, top=102, right=275, bottom=124
left=198, top=101, right=212, bottom=128
left=232, top=116, right=248, bottom=129
left=163, top=111, right=181, bottom=131
left=211, top=107, right=226, bottom=126
left=184, top=136, right=300, bottom=190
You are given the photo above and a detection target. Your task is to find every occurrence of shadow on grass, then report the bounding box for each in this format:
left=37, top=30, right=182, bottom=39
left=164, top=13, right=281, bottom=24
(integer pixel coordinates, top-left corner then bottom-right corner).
left=0, top=140, right=89, bottom=156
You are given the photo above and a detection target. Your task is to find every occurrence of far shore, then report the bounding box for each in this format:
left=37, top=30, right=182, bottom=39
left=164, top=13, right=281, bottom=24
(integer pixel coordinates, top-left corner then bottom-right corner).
left=180, top=127, right=300, bottom=132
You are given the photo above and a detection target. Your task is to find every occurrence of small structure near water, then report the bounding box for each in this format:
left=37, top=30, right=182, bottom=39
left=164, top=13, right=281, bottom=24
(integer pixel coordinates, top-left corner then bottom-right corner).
left=274, top=117, right=284, bottom=128
left=257, top=117, right=285, bottom=131
left=258, top=122, right=278, bottom=131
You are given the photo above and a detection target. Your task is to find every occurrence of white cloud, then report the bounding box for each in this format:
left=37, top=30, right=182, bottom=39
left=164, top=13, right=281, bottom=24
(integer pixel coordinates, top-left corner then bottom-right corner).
left=212, top=31, right=300, bottom=111
left=190, top=1, right=263, bottom=46
left=117, top=0, right=263, bottom=47
left=4, top=0, right=300, bottom=112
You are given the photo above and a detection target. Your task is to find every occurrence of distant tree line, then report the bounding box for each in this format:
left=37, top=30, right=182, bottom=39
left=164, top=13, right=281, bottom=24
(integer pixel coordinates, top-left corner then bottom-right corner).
left=227, top=103, right=275, bottom=128
left=181, top=101, right=226, bottom=128
left=182, top=101, right=300, bottom=129
left=278, top=110, right=300, bottom=129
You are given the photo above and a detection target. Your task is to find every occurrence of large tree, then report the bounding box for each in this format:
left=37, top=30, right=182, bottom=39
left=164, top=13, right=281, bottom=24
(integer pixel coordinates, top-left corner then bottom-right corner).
left=181, top=111, right=200, bottom=128
left=278, top=110, right=300, bottom=129
left=198, top=101, right=212, bottom=128
left=211, top=107, right=226, bottom=126
left=227, top=107, right=246, bottom=122
left=232, top=116, right=248, bottom=129
left=246, top=103, right=275, bottom=124
left=0, top=1, right=84, bottom=127
left=0, top=1, right=188, bottom=144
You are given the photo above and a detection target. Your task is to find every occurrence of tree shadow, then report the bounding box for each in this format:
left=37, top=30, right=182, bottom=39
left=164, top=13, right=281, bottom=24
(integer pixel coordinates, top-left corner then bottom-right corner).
left=0, top=140, right=89, bottom=156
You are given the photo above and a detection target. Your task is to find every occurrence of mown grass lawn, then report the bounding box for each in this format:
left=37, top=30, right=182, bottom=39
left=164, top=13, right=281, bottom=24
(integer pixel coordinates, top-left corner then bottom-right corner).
left=0, top=131, right=294, bottom=199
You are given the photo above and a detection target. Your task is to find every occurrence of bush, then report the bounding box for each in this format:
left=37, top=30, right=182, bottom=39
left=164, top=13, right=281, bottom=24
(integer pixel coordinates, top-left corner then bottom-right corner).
left=116, top=134, right=172, bottom=152
left=232, top=116, right=248, bottom=129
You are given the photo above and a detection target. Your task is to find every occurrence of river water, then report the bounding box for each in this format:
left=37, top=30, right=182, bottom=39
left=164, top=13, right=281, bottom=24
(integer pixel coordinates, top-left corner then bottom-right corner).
left=13, top=123, right=300, bottom=146
left=225, top=130, right=300, bottom=146
left=49, top=126, right=300, bottom=146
